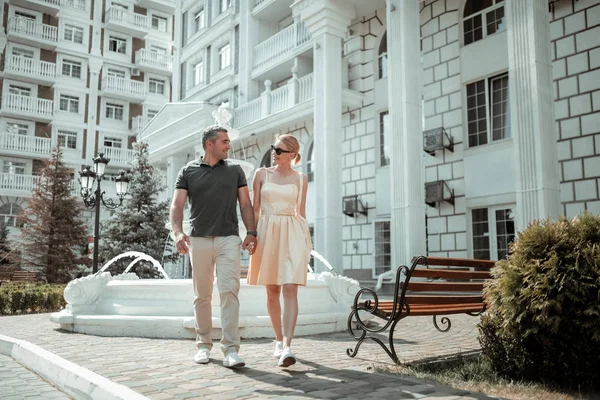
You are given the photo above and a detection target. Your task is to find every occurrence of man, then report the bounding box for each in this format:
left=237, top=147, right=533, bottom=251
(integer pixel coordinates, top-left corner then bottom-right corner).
left=170, top=125, right=257, bottom=368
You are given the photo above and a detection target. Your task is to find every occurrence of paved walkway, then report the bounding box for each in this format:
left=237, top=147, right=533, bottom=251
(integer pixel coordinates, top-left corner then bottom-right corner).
left=0, top=313, right=497, bottom=399
left=0, top=353, right=72, bottom=400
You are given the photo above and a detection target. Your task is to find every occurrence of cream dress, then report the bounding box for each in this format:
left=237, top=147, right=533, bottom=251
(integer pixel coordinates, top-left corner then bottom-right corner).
left=247, top=170, right=312, bottom=286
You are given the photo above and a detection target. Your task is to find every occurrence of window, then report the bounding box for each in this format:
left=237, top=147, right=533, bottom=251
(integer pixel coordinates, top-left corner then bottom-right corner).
left=59, top=95, right=79, bottom=113
left=466, top=73, right=509, bottom=147
left=108, top=36, right=127, bottom=54
left=2, top=161, right=26, bottom=175
left=194, top=9, right=205, bottom=32
left=220, top=0, right=231, bottom=13
left=150, top=45, right=167, bottom=55
left=9, top=85, right=31, bottom=97
left=378, top=32, right=388, bottom=79
left=219, top=44, right=231, bottom=70
left=379, top=111, right=390, bottom=166
left=306, top=141, right=314, bottom=182
left=151, top=15, right=168, bottom=32
left=149, top=78, right=165, bottom=95
left=62, top=59, right=82, bottom=78
left=11, top=47, right=34, bottom=59
left=57, top=130, right=77, bottom=149
left=260, top=149, right=272, bottom=168
left=0, top=203, right=23, bottom=228
left=374, top=221, right=391, bottom=275
left=463, top=0, right=505, bottom=46
left=105, top=103, right=124, bottom=120
left=193, top=61, right=204, bottom=85
left=471, top=206, right=515, bottom=260
left=7, top=123, right=28, bottom=136
left=64, top=24, right=84, bottom=44
left=147, top=109, right=159, bottom=119
left=103, top=136, right=122, bottom=148
left=107, top=68, right=126, bottom=79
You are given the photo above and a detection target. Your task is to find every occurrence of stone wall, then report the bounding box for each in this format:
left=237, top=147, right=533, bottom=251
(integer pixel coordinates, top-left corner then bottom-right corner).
left=552, top=0, right=600, bottom=217
left=421, top=0, right=467, bottom=258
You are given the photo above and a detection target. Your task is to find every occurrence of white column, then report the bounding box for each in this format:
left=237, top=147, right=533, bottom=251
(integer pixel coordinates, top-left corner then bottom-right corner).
left=506, top=0, right=560, bottom=230
left=292, top=0, right=354, bottom=273
left=172, top=0, right=183, bottom=101
left=166, top=155, right=188, bottom=195
left=238, top=0, right=260, bottom=104
left=386, top=0, right=426, bottom=269
left=90, top=0, right=103, bottom=57
left=86, top=58, right=103, bottom=161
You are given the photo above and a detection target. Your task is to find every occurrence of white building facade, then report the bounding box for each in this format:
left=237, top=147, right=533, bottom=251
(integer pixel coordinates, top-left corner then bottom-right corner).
left=110, top=0, right=600, bottom=280
left=0, top=0, right=175, bottom=242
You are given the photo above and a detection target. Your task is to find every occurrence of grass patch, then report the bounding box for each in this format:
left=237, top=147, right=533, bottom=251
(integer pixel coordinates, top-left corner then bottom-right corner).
left=375, top=354, right=599, bottom=400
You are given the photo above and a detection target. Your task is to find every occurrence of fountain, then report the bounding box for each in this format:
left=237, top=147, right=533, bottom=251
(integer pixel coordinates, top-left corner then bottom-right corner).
left=50, top=250, right=364, bottom=339
left=50, top=104, right=369, bottom=339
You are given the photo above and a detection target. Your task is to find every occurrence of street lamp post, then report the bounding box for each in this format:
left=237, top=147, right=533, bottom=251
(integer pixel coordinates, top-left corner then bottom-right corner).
left=78, top=153, right=130, bottom=273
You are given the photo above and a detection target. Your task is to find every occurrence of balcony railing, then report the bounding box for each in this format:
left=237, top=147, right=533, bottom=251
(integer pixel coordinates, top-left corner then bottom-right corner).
left=1, top=94, right=54, bottom=117
left=7, top=17, right=58, bottom=43
left=135, top=49, right=172, bottom=70
left=0, top=133, right=52, bottom=154
left=105, top=7, right=149, bottom=30
left=4, top=55, right=56, bottom=80
left=253, top=21, right=310, bottom=69
left=0, top=173, right=40, bottom=193
left=132, top=115, right=152, bottom=134
left=234, top=73, right=314, bottom=128
left=102, top=147, right=135, bottom=165
left=102, top=76, right=146, bottom=97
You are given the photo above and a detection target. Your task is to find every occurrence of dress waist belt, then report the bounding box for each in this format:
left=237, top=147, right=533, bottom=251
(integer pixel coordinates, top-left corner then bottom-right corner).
left=261, top=212, right=296, bottom=217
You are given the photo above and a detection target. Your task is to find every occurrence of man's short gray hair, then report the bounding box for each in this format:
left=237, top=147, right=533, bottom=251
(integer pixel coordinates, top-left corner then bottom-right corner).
left=202, top=125, right=227, bottom=149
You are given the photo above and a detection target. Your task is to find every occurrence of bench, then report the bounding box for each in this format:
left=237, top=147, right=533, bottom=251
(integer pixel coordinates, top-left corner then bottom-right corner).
left=10, top=271, right=41, bottom=283
left=346, top=255, right=496, bottom=364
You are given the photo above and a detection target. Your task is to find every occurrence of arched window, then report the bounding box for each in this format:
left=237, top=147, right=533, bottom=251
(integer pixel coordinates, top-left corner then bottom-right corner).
left=378, top=32, right=388, bottom=79
left=260, top=149, right=272, bottom=168
left=306, top=141, right=314, bottom=182
left=0, top=203, right=23, bottom=227
left=463, top=0, right=505, bottom=46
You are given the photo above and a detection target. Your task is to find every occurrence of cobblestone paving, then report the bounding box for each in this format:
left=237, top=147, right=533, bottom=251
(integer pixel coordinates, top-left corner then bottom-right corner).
left=0, top=313, right=497, bottom=400
left=0, top=353, right=72, bottom=400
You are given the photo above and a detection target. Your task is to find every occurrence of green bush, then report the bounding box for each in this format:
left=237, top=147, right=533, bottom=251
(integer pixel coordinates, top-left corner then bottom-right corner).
left=0, top=282, right=66, bottom=315
left=478, top=213, right=600, bottom=390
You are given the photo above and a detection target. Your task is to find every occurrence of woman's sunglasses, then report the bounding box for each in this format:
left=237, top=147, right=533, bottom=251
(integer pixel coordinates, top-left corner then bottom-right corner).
left=271, top=145, right=293, bottom=156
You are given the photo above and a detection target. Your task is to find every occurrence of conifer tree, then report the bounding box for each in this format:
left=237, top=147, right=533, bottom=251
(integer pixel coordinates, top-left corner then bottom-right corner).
left=18, top=147, right=89, bottom=283
left=0, top=221, right=20, bottom=270
left=100, top=142, right=172, bottom=277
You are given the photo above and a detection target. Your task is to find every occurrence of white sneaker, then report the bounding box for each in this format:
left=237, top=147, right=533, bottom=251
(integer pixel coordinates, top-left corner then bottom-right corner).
left=193, top=348, right=210, bottom=364
left=278, top=347, right=296, bottom=368
left=273, top=341, right=284, bottom=358
left=223, top=352, right=245, bottom=368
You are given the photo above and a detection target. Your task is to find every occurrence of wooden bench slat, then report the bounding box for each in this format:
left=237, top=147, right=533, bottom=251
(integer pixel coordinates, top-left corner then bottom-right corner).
left=412, top=256, right=496, bottom=269
left=403, top=294, right=484, bottom=304
left=368, top=301, right=485, bottom=317
left=410, top=269, right=491, bottom=280
left=405, top=281, right=485, bottom=292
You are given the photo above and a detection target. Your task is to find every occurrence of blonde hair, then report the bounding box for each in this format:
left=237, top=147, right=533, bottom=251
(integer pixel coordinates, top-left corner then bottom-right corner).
left=277, top=134, right=301, bottom=165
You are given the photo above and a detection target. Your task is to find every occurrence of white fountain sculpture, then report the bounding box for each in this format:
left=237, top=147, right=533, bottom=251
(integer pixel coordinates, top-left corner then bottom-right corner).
left=51, top=250, right=365, bottom=339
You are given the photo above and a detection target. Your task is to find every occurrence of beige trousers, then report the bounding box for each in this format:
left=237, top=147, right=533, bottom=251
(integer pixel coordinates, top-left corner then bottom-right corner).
left=189, top=235, right=241, bottom=355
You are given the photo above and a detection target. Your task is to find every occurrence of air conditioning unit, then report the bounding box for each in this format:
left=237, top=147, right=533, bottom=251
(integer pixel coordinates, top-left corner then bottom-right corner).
left=131, top=68, right=140, bottom=76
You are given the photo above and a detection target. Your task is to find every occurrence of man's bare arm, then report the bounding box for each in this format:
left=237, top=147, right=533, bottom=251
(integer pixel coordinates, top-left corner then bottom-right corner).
left=170, top=189, right=188, bottom=236
left=238, top=186, right=256, bottom=232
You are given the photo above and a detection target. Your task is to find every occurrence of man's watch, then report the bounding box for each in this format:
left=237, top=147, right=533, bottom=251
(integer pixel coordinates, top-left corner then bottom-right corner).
left=247, top=230, right=258, bottom=237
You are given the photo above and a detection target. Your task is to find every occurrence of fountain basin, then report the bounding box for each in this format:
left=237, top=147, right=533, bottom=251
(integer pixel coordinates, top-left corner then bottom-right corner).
left=50, top=272, right=367, bottom=339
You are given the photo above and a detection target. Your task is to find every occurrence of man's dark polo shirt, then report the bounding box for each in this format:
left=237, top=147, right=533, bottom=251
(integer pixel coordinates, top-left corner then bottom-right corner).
left=175, top=159, right=247, bottom=237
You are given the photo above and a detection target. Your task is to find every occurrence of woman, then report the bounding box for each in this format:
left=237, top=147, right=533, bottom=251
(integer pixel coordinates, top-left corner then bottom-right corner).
left=247, top=134, right=311, bottom=368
